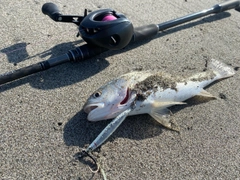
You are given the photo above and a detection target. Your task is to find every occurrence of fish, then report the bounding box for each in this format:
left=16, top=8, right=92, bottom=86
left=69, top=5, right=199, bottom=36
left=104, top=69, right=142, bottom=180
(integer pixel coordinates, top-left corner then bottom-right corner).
left=83, top=59, right=235, bottom=130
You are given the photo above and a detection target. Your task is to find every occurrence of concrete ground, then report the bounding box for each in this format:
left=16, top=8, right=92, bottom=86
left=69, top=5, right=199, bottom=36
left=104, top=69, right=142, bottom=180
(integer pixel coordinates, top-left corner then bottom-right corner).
left=0, top=0, right=240, bottom=179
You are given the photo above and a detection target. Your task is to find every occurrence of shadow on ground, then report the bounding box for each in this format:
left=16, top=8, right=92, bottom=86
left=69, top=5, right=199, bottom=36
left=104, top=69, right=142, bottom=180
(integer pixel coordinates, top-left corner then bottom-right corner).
left=63, top=110, right=164, bottom=148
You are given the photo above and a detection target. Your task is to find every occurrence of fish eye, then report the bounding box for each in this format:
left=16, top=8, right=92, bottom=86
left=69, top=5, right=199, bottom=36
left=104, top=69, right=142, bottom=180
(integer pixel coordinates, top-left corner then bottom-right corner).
left=92, top=91, right=102, bottom=98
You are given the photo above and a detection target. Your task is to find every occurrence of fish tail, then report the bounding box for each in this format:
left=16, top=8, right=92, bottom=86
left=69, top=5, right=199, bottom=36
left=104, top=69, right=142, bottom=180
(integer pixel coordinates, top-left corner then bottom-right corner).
left=209, top=59, right=235, bottom=79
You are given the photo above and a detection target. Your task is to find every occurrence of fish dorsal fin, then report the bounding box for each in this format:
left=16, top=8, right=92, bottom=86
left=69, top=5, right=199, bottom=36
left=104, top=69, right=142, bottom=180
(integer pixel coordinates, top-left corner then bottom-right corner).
left=150, top=101, right=186, bottom=131
left=198, top=89, right=217, bottom=99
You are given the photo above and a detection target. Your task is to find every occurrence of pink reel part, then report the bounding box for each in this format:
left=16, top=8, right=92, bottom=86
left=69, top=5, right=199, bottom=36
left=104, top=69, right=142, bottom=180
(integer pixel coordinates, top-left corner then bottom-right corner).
left=101, top=14, right=117, bottom=21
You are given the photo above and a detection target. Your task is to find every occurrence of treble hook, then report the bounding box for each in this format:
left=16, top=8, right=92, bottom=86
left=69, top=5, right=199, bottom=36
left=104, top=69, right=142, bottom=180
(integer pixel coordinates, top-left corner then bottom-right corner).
left=73, top=149, right=100, bottom=173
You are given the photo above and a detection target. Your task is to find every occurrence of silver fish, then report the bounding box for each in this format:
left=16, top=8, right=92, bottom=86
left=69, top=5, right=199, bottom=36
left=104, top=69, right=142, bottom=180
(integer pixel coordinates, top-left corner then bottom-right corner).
left=83, top=59, right=235, bottom=130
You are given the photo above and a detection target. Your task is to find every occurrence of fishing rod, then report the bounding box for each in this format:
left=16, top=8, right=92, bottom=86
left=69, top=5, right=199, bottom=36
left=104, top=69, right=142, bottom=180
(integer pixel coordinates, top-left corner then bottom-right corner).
left=0, top=0, right=240, bottom=85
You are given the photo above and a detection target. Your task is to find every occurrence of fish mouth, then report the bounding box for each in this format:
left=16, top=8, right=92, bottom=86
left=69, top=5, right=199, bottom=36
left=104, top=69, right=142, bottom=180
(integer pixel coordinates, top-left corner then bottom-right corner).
left=83, top=103, right=104, bottom=114
left=84, top=102, right=106, bottom=121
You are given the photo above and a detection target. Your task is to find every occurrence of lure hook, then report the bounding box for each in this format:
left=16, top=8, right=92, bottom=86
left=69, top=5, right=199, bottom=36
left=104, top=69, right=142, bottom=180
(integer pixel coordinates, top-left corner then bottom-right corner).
left=73, top=149, right=100, bottom=173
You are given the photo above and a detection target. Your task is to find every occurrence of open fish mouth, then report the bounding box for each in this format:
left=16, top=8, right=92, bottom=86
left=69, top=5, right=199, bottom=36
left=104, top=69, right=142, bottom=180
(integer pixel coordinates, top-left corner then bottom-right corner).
left=84, top=103, right=104, bottom=114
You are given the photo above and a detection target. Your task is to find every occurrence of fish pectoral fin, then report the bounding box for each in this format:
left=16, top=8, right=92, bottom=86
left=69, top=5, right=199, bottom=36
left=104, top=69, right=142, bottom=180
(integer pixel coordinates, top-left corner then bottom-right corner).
left=198, top=89, right=217, bottom=99
left=150, top=108, right=180, bottom=132
left=149, top=101, right=185, bottom=131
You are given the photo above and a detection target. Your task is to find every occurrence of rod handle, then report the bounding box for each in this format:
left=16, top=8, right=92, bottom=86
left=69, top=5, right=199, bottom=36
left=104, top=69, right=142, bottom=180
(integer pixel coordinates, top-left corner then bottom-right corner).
left=42, top=2, right=61, bottom=21
left=132, top=24, right=159, bottom=42
left=216, top=0, right=240, bottom=12
left=0, top=63, right=44, bottom=85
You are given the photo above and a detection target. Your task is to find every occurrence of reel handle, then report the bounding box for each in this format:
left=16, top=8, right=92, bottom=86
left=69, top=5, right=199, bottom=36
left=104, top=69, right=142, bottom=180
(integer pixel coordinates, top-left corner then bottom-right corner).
left=42, top=2, right=61, bottom=21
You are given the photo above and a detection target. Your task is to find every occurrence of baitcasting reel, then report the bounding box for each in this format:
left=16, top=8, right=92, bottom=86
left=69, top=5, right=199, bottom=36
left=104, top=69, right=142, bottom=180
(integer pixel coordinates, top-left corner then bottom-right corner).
left=42, top=3, right=134, bottom=50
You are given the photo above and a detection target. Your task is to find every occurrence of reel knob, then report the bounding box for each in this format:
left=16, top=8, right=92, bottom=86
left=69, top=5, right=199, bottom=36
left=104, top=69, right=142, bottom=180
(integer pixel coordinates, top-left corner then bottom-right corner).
left=42, top=3, right=61, bottom=21
left=79, top=9, right=133, bottom=50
